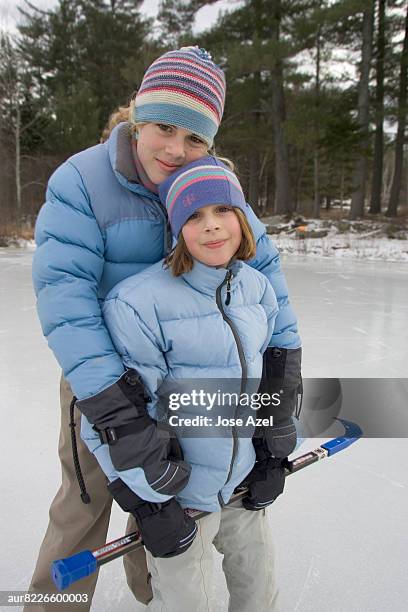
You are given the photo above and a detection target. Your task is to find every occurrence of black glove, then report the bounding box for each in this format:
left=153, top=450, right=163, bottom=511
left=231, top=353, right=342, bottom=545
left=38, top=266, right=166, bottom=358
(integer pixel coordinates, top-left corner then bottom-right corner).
left=77, top=369, right=191, bottom=496
left=256, top=347, right=302, bottom=457
left=239, top=438, right=286, bottom=511
left=108, top=478, right=197, bottom=558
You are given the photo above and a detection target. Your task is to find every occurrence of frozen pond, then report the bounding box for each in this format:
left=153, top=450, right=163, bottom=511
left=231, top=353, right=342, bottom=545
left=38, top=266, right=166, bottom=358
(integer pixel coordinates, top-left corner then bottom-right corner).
left=281, top=255, right=408, bottom=378
left=0, top=248, right=407, bottom=611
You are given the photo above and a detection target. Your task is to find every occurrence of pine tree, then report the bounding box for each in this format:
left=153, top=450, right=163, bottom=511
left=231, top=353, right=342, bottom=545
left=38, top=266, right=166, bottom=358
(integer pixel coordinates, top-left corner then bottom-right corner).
left=16, top=0, right=152, bottom=153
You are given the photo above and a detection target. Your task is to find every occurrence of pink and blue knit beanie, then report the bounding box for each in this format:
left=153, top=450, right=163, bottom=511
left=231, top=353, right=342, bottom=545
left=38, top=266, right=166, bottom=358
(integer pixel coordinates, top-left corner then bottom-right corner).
left=132, top=46, right=226, bottom=147
left=158, top=155, right=248, bottom=238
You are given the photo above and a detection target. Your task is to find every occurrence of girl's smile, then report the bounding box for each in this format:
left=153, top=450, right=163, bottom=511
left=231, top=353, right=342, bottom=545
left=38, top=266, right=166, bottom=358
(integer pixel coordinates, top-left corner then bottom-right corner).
left=202, top=239, right=228, bottom=249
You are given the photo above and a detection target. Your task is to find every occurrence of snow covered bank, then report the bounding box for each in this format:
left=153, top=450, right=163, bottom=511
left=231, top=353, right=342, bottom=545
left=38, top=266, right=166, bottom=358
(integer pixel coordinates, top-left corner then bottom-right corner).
left=0, top=237, right=36, bottom=249
left=265, top=216, right=408, bottom=263
left=271, top=234, right=408, bottom=262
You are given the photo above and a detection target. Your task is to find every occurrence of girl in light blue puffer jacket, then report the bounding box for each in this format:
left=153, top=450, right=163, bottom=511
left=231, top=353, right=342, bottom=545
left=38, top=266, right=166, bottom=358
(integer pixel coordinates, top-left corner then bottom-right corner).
left=81, top=156, right=285, bottom=611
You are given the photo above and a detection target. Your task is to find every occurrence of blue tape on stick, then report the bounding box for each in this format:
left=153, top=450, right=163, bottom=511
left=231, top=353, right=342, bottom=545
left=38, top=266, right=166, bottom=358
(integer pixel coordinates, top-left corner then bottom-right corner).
left=51, top=550, right=97, bottom=590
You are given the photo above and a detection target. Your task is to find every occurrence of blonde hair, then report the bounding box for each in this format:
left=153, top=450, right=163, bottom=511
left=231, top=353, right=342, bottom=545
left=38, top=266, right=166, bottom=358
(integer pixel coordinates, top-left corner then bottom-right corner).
left=100, top=98, right=137, bottom=143
left=165, top=208, right=256, bottom=277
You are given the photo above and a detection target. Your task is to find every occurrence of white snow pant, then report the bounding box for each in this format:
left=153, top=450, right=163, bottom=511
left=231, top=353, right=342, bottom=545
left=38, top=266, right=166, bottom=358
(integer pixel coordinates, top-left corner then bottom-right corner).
left=146, top=499, right=280, bottom=612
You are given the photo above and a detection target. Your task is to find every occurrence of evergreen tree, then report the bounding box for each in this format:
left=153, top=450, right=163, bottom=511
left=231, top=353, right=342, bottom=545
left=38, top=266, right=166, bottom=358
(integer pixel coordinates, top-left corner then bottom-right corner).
left=195, top=0, right=329, bottom=215
left=17, top=0, right=152, bottom=153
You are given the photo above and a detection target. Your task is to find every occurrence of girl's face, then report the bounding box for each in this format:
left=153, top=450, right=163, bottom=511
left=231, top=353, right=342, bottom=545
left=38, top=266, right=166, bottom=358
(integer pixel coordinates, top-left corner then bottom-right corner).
left=181, top=205, right=242, bottom=268
left=136, top=123, right=208, bottom=184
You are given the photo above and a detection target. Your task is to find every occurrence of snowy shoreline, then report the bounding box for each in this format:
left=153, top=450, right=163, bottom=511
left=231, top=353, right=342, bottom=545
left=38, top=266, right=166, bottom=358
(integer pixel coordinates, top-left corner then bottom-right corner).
left=264, top=215, right=408, bottom=263
left=269, top=234, right=408, bottom=263
left=1, top=232, right=408, bottom=264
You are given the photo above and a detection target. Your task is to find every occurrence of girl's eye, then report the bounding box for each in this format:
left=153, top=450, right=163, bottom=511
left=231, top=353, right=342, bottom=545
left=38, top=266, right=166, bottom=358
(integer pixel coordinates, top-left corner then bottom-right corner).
left=157, top=124, right=172, bottom=133
left=217, top=206, right=233, bottom=213
left=187, top=212, right=200, bottom=221
left=189, top=135, right=206, bottom=146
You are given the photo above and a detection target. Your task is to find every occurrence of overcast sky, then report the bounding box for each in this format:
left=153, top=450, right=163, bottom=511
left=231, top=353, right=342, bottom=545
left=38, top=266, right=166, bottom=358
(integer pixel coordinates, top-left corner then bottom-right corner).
left=0, top=0, right=241, bottom=33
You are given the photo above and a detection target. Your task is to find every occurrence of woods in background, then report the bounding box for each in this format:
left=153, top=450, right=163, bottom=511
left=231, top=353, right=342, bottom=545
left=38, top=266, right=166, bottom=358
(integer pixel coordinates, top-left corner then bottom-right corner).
left=0, top=0, right=407, bottom=229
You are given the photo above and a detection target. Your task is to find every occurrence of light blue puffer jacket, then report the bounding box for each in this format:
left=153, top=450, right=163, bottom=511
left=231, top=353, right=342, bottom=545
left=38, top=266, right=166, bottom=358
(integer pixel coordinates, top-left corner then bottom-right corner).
left=81, top=258, right=279, bottom=512
left=32, top=122, right=300, bottom=403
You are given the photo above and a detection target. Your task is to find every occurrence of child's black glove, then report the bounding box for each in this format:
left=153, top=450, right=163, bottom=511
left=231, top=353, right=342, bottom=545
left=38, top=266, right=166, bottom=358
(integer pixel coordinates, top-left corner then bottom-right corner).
left=108, top=478, right=197, bottom=558
left=239, top=439, right=286, bottom=511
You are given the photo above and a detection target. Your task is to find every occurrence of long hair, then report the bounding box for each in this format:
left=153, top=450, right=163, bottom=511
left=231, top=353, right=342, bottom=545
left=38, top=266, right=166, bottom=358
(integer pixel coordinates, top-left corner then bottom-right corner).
left=165, top=208, right=256, bottom=277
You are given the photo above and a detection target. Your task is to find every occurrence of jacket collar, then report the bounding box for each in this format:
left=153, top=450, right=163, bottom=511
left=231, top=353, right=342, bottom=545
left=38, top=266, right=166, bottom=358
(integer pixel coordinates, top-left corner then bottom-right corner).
left=182, top=259, right=242, bottom=297
left=107, top=122, right=160, bottom=202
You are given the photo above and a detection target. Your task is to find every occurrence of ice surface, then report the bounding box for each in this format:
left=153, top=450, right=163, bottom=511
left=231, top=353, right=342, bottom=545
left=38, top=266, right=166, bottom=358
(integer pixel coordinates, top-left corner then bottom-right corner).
left=0, top=248, right=407, bottom=611
left=282, top=255, right=408, bottom=378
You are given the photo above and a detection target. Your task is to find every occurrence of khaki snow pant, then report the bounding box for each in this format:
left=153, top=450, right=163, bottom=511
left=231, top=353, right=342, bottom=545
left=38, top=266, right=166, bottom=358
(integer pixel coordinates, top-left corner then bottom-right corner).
left=24, top=375, right=153, bottom=611
left=146, top=500, right=280, bottom=612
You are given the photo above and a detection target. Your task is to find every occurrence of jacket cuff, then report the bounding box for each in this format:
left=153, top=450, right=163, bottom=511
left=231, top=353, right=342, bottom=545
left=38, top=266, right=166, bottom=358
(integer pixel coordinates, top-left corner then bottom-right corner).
left=260, top=346, right=302, bottom=390
left=107, top=477, right=145, bottom=512
left=76, top=369, right=148, bottom=428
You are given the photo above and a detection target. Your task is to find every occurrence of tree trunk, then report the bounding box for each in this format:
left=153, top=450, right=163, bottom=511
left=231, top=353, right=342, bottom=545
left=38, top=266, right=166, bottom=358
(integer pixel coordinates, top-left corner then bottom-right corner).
left=270, top=0, right=292, bottom=216
left=313, top=24, right=321, bottom=218
left=386, top=2, right=408, bottom=217
left=370, top=0, right=386, bottom=214
left=350, top=2, right=375, bottom=220
left=15, top=104, right=21, bottom=211
left=248, top=69, right=262, bottom=214
left=248, top=150, right=261, bottom=214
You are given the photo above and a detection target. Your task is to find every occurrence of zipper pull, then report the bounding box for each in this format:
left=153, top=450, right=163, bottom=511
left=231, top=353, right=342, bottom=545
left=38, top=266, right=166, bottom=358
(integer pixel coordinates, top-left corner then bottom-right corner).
left=225, top=270, right=233, bottom=306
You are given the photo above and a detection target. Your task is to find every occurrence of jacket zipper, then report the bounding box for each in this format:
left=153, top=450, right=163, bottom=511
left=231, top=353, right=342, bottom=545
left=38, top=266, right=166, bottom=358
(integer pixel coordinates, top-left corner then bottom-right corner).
left=215, top=269, right=248, bottom=507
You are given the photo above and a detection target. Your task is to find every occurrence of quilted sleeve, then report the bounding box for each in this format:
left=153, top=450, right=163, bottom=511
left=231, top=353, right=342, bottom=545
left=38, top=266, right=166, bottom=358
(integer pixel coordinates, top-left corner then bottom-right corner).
left=32, top=160, right=124, bottom=400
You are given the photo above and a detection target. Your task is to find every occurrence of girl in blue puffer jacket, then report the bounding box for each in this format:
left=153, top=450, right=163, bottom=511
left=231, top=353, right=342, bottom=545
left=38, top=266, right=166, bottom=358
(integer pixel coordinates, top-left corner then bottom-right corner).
left=82, top=155, right=295, bottom=611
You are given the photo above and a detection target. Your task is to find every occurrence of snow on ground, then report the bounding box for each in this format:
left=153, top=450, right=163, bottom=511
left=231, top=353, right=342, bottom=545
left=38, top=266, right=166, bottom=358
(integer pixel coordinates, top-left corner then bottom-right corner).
left=264, top=215, right=408, bottom=263
left=0, top=247, right=407, bottom=611
left=272, top=234, right=408, bottom=262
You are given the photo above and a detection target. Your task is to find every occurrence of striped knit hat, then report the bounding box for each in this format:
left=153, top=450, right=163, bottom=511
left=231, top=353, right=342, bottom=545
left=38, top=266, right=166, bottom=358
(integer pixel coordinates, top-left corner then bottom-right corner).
left=132, top=46, right=226, bottom=147
left=159, top=155, right=248, bottom=238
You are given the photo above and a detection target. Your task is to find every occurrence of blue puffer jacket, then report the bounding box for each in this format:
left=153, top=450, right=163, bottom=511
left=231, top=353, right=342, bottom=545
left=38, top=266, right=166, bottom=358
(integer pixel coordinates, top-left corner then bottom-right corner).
left=32, top=122, right=300, bottom=402
left=81, top=258, right=279, bottom=512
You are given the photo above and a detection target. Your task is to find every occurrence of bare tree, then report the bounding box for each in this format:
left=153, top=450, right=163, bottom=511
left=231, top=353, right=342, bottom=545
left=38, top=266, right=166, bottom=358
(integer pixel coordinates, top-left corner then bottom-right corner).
left=0, top=32, right=42, bottom=213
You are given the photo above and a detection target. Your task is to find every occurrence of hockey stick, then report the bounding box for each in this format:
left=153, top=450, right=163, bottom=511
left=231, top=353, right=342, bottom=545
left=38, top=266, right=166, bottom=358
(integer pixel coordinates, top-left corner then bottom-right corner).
left=51, top=418, right=362, bottom=590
